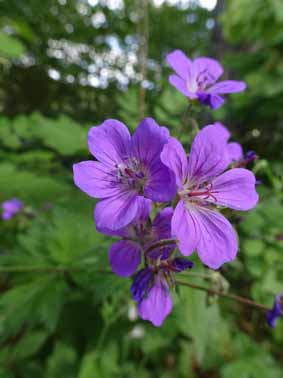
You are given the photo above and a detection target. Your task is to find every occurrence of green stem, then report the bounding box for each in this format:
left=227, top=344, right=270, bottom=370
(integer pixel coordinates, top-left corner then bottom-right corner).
left=176, top=279, right=275, bottom=313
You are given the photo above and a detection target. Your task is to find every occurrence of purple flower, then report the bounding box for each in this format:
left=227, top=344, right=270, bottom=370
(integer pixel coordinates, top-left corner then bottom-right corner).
left=98, top=199, right=175, bottom=277
left=1, top=198, right=23, bottom=221
left=161, top=123, right=259, bottom=269
left=266, top=294, right=282, bottom=328
left=166, top=50, right=246, bottom=109
left=73, top=118, right=176, bottom=231
left=131, top=258, right=193, bottom=327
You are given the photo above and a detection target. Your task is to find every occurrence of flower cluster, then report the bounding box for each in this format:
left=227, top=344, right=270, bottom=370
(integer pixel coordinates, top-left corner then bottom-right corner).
left=1, top=198, right=23, bottom=221
left=73, top=50, right=260, bottom=326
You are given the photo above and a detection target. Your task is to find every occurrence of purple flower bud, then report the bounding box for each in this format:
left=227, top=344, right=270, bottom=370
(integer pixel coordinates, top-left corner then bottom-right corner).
left=170, top=258, right=194, bottom=272
left=266, top=294, right=282, bottom=328
left=131, top=268, right=153, bottom=302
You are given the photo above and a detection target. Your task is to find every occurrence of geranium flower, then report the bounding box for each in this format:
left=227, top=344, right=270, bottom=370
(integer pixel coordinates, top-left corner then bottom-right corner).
left=161, top=123, right=258, bottom=269
left=1, top=198, right=23, bottom=221
left=98, top=199, right=175, bottom=277
left=266, top=294, right=282, bottom=328
left=131, top=258, right=193, bottom=327
left=73, top=118, right=176, bottom=230
left=166, top=50, right=246, bottom=109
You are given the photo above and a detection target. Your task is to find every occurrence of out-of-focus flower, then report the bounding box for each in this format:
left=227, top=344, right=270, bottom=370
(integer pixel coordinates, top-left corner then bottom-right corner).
left=1, top=198, right=23, bottom=221
left=166, top=50, right=246, bottom=109
left=161, top=123, right=258, bottom=269
left=266, top=294, right=282, bottom=328
left=131, top=258, right=193, bottom=327
left=98, top=199, right=175, bottom=277
left=73, top=118, right=176, bottom=231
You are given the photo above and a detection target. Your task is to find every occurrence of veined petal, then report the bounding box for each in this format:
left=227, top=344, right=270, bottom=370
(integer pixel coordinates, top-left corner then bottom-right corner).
left=138, top=277, right=173, bottom=327
left=193, top=57, right=223, bottom=81
left=144, top=162, right=176, bottom=202
left=210, top=168, right=259, bottom=211
left=131, top=268, right=153, bottom=302
left=161, top=137, right=188, bottom=188
left=88, top=119, right=130, bottom=166
left=168, top=75, right=196, bottom=98
left=94, top=192, right=141, bottom=230
left=187, top=124, right=230, bottom=183
left=172, top=200, right=199, bottom=256
left=208, top=80, right=246, bottom=94
left=166, top=49, right=193, bottom=80
left=73, top=161, right=118, bottom=199
left=192, top=206, right=238, bottom=269
left=131, top=118, right=170, bottom=166
left=109, top=240, right=141, bottom=277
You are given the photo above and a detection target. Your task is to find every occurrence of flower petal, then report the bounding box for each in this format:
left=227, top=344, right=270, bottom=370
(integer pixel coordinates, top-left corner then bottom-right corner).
left=193, top=57, right=223, bottom=81
left=152, top=207, right=174, bottom=240
left=131, top=268, right=153, bottom=302
left=168, top=75, right=196, bottom=98
left=187, top=124, right=230, bottom=183
left=171, top=258, right=194, bottom=272
left=109, top=240, right=141, bottom=277
left=192, top=206, right=238, bottom=269
left=138, top=277, right=173, bottom=327
left=161, top=137, right=188, bottom=188
left=166, top=49, right=193, bottom=80
left=172, top=200, right=199, bottom=256
left=88, top=119, right=130, bottom=166
left=94, top=192, right=141, bottom=230
left=73, top=161, right=118, bottom=199
left=266, top=294, right=282, bottom=328
left=144, top=162, right=176, bottom=202
left=208, top=80, right=246, bottom=94
left=210, top=168, right=259, bottom=211
left=131, top=117, right=170, bottom=166
left=227, top=142, right=243, bottom=163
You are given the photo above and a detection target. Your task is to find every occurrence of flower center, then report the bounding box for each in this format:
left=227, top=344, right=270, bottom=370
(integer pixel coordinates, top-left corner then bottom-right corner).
left=188, top=69, right=215, bottom=93
left=180, top=183, right=217, bottom=204
left=116, top=159, right=146, bottom=191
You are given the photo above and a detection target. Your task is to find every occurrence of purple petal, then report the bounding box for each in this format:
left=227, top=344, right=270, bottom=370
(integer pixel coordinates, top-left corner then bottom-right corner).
left=193, top=57, right=223, bottom=81
left=134, top=197, right=152, bottom=222
left=166, top=49, right=193, bottom=80
left=227, top=142, right=243, bottom=163
left=173, top=201, right=238, bottom=269
left=1, top=198, right=23, bottom=220
left=152, top=207, right=174, bottom=240
left=172, top=200, right=199, bottom=256
left=208, top=80, right=246, bottom=94
left=131, top=268, right=153, bottom=302
left=210, top=168, right=259, bottom=211
left=73, top=161, right=118, bottom=199
left=171, top=258, right=194, bottom=272
left=144, top=162, right=176, bottom=202
left=193, top=206, right=238, bottom=269
left=138, top=276, right=173, bottom=327
left=187, top=124, right=230, bottom=184
left=266, top=294, right=282, bottom=328
left=209, top=94, right=225, bottom=109
left=168, top=75, right=196, bottom=98
left=161, top=137, right=188, bottom=188
left=88, top=119, right=130, bottom=166
left=94, top=192, right=141, bottom=230
left=109, top=240, right=141, bottom=277
left=130, top=118, right=170, bottom=166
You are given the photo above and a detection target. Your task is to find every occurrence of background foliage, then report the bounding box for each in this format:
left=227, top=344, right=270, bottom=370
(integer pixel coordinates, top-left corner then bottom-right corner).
left=0, top=0, right=282, bottom=376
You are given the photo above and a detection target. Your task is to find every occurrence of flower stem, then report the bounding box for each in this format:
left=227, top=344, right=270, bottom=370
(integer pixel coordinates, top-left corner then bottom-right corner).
left=176, top=279, right=276, bottom=313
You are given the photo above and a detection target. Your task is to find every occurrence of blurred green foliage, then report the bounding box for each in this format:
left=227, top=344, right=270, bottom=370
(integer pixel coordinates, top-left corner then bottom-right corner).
left=0, top=0, right=282, bottom=377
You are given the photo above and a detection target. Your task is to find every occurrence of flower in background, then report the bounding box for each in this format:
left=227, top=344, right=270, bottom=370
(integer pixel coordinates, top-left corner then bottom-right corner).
left=1, top=198, right=23, bottom=221
left=98, top=199, right=175, bottom=277
left=161, top=123, right=258, bottom=269
left=166, top=49, right=246, bottom=109
left=73, top=118, right=176, bottom=231
left=266, top=294, right=282, bottom=328
left=131, top=258, right=193, bottom=327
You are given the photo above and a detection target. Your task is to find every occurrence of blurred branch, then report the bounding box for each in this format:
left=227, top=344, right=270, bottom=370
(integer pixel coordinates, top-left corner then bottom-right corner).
left=137, top=0, right=149, bottom=119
